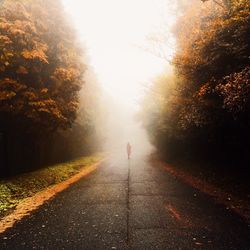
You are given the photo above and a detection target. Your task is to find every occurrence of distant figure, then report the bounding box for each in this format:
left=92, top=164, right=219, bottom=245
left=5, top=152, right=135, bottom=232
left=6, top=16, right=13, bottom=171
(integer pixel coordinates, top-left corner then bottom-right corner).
left=127, top=142, right=132, bottom=159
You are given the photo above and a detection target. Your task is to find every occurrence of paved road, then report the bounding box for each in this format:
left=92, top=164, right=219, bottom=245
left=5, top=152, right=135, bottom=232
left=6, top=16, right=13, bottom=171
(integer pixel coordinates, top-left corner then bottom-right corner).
left=1, top=154, right=250, bottom=249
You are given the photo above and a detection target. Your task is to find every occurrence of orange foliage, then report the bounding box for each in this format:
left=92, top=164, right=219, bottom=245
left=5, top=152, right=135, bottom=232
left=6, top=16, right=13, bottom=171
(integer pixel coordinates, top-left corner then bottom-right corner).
left=0, top=0, right=85, bottom=131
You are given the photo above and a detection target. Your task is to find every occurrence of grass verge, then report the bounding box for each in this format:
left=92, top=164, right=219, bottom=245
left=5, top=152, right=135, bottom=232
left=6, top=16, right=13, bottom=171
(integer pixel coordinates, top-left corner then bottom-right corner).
left=0, top=153, right=103, bottom=219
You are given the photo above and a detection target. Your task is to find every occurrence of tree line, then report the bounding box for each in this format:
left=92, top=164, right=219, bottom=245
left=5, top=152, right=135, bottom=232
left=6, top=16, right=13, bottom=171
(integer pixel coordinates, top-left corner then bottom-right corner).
left=0, top=0, right=104, bottom=176
left=141, top=0, right=250, bottom=168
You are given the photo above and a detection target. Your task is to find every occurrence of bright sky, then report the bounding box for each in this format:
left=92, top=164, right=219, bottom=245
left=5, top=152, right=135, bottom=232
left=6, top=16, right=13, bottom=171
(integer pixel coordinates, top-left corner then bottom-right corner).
left=62, top=0, right=175, bottom=108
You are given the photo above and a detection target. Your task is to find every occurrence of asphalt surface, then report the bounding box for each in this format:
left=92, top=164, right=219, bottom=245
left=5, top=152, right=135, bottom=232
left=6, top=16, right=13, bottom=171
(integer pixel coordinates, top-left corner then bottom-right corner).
left=1, top=153, right=250, bottom=249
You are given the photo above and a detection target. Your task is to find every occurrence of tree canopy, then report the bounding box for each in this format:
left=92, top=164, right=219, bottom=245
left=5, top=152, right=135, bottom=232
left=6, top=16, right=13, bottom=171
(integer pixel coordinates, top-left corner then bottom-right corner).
left=141, top=0, right=250, bottom=163
left=0, top=0, right=85, bottom=131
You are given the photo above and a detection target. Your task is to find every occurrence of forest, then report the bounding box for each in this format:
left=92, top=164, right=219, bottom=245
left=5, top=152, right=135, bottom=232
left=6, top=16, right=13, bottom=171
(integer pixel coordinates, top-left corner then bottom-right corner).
left=0, top=0, right=104, bottom=176
left=141, top=0, right=250, bottom=171
left=0, top=0, right=249, bottom=176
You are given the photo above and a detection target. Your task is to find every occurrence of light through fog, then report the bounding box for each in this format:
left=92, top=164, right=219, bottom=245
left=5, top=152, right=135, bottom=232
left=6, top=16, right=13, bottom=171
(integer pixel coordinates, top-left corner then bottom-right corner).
left=62, top=0, right=175, bottom=108
left=62, top=0, right=176, bottom=157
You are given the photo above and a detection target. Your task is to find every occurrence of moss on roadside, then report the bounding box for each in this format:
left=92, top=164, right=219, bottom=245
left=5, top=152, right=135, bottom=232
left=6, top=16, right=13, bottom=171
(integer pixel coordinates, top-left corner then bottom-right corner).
left=0, top=154, right=103, bottom=218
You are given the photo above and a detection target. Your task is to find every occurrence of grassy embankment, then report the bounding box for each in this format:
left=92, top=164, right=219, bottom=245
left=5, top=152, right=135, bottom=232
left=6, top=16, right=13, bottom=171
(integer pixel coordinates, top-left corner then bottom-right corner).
left=0, top=154, right=103, bottom=219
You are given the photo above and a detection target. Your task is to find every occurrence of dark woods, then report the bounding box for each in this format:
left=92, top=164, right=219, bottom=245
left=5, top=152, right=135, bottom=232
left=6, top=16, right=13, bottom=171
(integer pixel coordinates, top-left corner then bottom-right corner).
left=141, top=0, right=250, bottom=171
left=0, top=0, right=101, bottom=176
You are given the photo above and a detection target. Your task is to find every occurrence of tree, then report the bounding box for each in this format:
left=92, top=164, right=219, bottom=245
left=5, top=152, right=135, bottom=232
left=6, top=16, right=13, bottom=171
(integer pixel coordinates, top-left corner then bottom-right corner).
left=0, top=0, right=85, bottom=132
left=0, top=0, right=88, bottom=175
left=141, top=0, right=250, bottom=163
left=173, top=0, right=250, bottom=128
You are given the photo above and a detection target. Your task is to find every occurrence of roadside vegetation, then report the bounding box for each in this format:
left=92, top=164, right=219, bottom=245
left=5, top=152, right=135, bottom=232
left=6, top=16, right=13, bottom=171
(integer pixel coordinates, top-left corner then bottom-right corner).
left=141, top=0, right=250, bottom=193
left=0, top=154, right=103, bottom=218
left=0, top=0, right=105, bottom=176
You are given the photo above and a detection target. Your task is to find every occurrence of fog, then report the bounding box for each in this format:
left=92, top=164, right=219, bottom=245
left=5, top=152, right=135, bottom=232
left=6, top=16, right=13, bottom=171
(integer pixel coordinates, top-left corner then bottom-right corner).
left=61, top=0, right=177, bottom=159
left=102, top=102, right=155, bottom=159
left=78, top=66, right=155, bottom=159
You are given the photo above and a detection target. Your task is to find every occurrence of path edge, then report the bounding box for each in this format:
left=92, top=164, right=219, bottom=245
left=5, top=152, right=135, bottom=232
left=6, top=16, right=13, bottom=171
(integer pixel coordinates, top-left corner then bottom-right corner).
left=152, top=158, right=250, bottom=224
left=0, top=159, right=106, bottom=234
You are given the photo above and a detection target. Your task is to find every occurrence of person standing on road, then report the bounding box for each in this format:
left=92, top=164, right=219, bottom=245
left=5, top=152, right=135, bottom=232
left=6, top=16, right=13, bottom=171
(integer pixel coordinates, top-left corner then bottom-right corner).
left=127, top=142, right=132, bottom=159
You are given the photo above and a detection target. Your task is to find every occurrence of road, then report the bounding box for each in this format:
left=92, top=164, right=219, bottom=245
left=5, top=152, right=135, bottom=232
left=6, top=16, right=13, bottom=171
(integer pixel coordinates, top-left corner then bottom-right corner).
left=1, top=153, right=250, bottom=249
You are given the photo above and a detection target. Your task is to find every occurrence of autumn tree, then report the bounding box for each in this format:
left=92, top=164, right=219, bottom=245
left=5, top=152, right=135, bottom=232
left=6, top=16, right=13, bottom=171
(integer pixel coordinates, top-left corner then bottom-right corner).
left=48, top=66, right=107, bottom=162
left=141, top=0, right=250, bottom=163
left=0, top=0, right=87, bottom=175
left=173, top=0, right=250, bottom=130
left=0, top=0, right=85, bottom=131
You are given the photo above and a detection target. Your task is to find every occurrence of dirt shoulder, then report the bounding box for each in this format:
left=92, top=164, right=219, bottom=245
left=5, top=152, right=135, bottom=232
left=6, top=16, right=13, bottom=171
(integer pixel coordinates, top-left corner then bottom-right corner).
left=152, top=156, right=250, bottom=224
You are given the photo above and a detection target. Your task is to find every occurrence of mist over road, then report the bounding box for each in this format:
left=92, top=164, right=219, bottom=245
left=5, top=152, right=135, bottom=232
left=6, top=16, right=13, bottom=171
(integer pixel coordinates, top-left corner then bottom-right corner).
left=1, top=151, right=249, bottom=249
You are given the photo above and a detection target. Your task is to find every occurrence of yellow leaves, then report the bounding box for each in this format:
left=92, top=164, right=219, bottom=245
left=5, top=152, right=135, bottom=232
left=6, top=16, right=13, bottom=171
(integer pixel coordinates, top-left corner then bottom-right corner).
left=34, top=41, right=48, bottom=53
left=29, top=99, right=56, bottom=109
left=40, top=88, right=48, bottom=95
left=0, top=0, right=84, bottom=130
left=28, top=99, right=65, bottom=121
left=8, top=26, right=25, bottom=36
left=196, top=83, right=212, bottom=99
left=21, top=49, right=49, bottom=64
left=14, top=20, right=36, bottom=34
left=53, top=68, right=68, bottom=80
left=0, top=35, right=12, bottom=45
left=0, top=78, right=27, bottom=92
left=37, top=108, right=51, bottom=114
left=215, top=67, right=250, bottom=115
left=16, top=66, right=28, bottom=74
left=6, top=52, right=14, bottom=57
left=175, top=1, right=223, bottom=54
left=21, top=50, right=35, bottom=59
left=22, top=91, right=37, bottom=101
left=0, top=21, right=11, bottom=31
left=67, top=101, right=79, bottom=113
left=0, top=91, right=16, bottom=101
left=53, top=67, right=74, bottom=82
